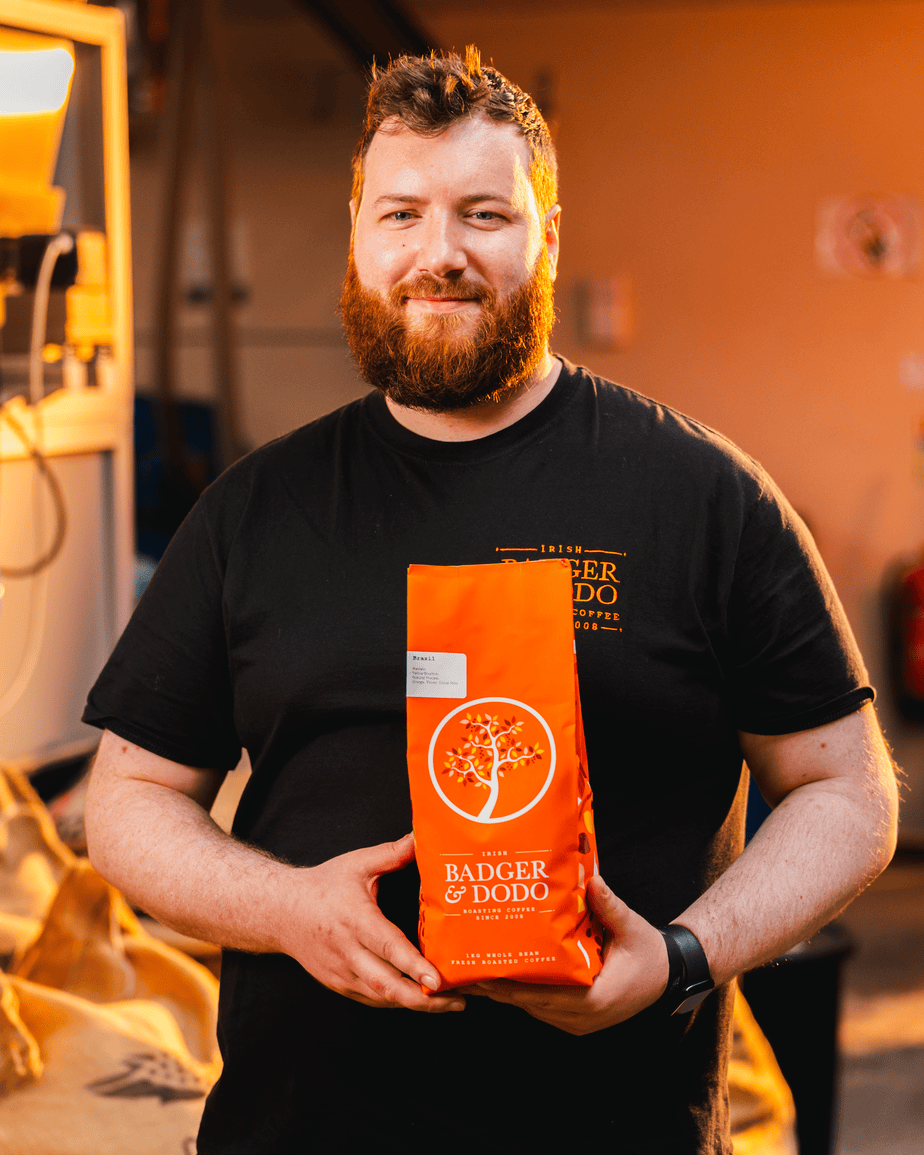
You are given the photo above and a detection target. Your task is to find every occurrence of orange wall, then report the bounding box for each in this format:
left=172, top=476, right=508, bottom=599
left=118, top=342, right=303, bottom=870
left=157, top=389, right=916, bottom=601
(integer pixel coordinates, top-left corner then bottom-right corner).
left=422, top=0, right=924, bottom=834
left=128, top=1, right=924, bottom=834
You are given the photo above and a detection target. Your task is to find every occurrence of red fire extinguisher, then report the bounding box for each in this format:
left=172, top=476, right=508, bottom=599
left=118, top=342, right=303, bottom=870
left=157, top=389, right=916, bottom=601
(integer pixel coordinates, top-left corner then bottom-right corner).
left=892, top=559, right=924, bottom=715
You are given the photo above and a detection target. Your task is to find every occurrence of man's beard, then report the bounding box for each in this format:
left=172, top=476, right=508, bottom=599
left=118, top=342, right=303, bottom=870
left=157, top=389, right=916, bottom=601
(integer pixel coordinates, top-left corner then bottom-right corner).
left=339, top=253, right=555, bottom=412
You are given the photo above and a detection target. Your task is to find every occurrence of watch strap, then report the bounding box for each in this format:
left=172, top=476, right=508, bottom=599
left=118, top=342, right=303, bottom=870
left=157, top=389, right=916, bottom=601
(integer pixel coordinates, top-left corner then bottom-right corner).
left=657, top=924, right=714, bottom=1015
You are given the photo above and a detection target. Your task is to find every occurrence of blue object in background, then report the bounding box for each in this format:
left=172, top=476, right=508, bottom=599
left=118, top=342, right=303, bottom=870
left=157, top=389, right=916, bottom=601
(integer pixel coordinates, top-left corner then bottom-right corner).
left=134, top=554, right=157, bottom=603
left=134, top=395, right=218, bottom=561
left=745, top=775, right=773, bottom=842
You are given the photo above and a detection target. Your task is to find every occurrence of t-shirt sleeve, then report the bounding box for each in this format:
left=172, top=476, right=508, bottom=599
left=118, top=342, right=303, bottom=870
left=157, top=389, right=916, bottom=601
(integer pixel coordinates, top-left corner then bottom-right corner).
left=724, top=471, right=873, bottom=735
left=83, top=487, right=243, bottom=771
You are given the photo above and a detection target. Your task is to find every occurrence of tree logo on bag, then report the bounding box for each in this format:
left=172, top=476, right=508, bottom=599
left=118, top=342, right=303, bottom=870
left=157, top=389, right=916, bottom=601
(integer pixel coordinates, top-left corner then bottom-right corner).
left=428, top=697, right=556, bottom=823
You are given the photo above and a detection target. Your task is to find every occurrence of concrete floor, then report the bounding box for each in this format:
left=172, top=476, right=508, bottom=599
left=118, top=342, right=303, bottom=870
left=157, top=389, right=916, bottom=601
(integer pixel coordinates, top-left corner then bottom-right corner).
left=834, top=853, right=924, bottom=1154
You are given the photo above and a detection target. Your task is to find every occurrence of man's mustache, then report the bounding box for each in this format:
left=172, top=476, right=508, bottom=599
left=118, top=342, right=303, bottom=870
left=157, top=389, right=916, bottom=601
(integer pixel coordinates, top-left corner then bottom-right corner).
left=391, top=276, right=492, bottom=304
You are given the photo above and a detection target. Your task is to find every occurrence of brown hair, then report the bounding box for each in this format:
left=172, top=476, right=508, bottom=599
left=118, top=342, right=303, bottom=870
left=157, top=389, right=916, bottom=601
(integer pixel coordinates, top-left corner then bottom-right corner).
left=351, top=46, right=558, bottom=215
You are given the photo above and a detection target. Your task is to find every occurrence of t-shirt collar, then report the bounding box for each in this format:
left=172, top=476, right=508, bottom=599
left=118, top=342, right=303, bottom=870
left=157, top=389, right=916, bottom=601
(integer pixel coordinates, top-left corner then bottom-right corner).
left=362, top=356, right=581, bottom=463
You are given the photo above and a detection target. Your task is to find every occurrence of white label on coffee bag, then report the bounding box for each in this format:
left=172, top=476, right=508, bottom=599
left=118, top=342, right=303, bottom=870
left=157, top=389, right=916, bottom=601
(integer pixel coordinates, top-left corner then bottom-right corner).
left=407, top=651, right=467, bottom=698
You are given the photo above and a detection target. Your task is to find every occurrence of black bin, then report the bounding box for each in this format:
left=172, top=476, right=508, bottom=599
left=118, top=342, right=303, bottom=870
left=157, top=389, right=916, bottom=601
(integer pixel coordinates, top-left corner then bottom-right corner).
left=742, top=922, right=854, bottom=1155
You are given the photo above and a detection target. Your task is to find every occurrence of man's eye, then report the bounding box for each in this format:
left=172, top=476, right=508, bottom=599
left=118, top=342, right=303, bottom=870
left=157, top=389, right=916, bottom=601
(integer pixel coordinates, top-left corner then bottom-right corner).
left=471, top=211, right=500, bottom=222
left=387, top=211, right=415, bottom=222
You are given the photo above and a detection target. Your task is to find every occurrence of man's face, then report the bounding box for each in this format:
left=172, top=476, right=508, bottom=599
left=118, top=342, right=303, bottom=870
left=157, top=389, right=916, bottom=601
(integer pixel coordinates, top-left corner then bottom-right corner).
left=341, top=115, right=560, bottom=411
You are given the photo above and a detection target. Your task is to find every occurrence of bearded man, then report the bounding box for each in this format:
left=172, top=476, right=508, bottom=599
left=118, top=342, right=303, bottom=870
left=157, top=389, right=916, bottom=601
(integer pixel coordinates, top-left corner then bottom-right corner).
left=84, top=49, right=897, bottom=1155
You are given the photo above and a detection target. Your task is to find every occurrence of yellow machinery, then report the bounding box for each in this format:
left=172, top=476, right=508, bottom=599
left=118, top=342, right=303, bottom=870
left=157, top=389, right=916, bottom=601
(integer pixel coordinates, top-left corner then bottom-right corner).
left=0, top=0, right=133, bottom=770
left=0, top=25, right=73, bottom=242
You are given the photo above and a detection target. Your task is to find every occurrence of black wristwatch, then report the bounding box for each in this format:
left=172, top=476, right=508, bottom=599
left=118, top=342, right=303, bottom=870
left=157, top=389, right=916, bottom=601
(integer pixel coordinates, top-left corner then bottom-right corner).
left=657, top=924, right=715, bottom=1015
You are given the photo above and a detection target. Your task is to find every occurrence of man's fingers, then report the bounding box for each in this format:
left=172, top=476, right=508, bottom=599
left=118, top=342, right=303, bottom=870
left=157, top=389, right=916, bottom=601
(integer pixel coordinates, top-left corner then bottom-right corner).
left=351, top=948, right=463, bottom=1012
left=365, top=916, right=442, bottom=992
left=343, top=971, right=403, bottom=1008
left=450, top=886, right=669, bottom=1036
left=457, top=979, right=577, bottom=1011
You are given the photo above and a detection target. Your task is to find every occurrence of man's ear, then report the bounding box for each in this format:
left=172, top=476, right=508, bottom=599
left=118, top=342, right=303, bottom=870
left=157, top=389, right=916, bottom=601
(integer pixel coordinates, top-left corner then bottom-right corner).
left=545, top=205, right=561, bottom=281
left=349, top=199, right=358, bottom=235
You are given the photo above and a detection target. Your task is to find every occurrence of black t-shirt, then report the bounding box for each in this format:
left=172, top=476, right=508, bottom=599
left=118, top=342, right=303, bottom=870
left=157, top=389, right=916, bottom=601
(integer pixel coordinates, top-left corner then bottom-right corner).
left=84, top=359, right=872, bottom=1154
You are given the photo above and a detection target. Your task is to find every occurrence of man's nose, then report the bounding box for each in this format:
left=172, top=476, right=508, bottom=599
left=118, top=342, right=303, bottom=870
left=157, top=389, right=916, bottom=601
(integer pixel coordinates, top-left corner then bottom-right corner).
left=417, top=213, right=467, bottom=278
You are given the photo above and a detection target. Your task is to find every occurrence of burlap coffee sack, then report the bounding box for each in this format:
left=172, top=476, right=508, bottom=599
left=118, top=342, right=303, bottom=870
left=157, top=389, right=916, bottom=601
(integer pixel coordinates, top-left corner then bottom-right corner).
left=0, top=765, right=75, bottom=961
left=12, top=859, right=219, bottom=1068
left=0, top=976, right=42, bottom=1097
left=0, top=971, right=212, bottom=1155
left=730, top=988, right=798, bottom=1155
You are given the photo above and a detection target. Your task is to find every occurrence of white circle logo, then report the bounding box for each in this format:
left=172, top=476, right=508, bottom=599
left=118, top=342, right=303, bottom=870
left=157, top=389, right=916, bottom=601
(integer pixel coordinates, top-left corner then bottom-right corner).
left=427, top=697, right=557, bottom=824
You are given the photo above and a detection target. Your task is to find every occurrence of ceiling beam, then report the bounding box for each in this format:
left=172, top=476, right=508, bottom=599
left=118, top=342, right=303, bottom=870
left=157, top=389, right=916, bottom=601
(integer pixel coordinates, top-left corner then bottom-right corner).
left=295, top=0, right=437, bottom=72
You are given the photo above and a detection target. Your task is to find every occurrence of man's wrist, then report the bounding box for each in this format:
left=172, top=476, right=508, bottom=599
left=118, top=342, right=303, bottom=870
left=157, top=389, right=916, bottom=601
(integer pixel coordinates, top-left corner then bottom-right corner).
left=655, top=924, right=715, bottom=1015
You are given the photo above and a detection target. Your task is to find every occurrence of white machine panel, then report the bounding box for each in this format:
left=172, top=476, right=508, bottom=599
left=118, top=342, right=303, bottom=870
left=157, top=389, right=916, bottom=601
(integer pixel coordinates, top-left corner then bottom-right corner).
left=0, top=451, right=116, bottom=767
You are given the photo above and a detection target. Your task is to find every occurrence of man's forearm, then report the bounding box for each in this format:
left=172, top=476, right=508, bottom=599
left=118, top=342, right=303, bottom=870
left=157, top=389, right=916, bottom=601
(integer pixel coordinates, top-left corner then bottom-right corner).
left=86, top=765, right=296, bottom=954
left=85, top=730, right=461, bottom=1012
left=457, top=707, right=898, bottom=1036
left=676, top=722, right=898, bottom=987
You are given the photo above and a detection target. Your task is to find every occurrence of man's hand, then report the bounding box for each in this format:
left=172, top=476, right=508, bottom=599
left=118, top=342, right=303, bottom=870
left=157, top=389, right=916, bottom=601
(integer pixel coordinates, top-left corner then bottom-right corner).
left=278, top=832, right=465, bottom=1014
left=87, top=735, right=464, bottom=1016
left=455, top=875, right=669, bottom=1035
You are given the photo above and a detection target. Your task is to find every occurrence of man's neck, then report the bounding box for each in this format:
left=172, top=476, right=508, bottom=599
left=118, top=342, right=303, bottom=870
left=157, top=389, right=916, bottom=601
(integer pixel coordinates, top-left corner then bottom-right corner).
left=383, top=352, right=562, bottom=442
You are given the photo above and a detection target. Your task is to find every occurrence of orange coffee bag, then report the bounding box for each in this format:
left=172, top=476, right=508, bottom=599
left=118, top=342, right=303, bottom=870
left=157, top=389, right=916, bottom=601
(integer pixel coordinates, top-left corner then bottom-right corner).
left=406, top=559, right=603, bottom=990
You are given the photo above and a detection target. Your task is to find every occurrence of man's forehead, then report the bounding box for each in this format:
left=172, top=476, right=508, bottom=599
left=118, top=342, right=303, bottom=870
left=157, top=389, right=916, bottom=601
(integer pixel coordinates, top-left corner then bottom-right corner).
left=362, top=115, right=533, bottom=193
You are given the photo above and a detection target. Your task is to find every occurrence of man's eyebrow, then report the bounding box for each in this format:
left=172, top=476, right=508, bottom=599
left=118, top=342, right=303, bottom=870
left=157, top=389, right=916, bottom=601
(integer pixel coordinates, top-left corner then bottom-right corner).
left=371, top=193, right=515, bottom=209
left=457, top=193, right=514, bottom=208
left=372, top=194, right=425, bottom=207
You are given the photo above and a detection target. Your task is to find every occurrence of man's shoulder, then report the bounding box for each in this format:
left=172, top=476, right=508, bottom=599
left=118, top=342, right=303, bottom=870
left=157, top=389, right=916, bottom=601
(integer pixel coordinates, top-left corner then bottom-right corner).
left=204, top=392, right=372, bottom=492
left=183, top=393, right=373, bottom=547
left=562, top=359, right=766, bottom=483
left=242, top=392, right=372, bottom=469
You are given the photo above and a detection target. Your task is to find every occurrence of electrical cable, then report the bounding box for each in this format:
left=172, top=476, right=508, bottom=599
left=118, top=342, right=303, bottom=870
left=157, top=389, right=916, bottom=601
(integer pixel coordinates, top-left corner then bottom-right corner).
left=0, top=406, right=54, bottom=721
left=0, top=231, right=73, bottom=720
left=29, top=232, right=75, bottom=407
left=1, top=230, right=73, bottom=576
left=0, top=405, right=67, bottom=577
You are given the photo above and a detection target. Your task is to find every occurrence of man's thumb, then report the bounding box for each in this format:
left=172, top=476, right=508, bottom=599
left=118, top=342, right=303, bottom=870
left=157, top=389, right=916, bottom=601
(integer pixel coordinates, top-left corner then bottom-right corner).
left=586, top=874, right=632, bottom=936
left=365, top=831, right=416, bottom=876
